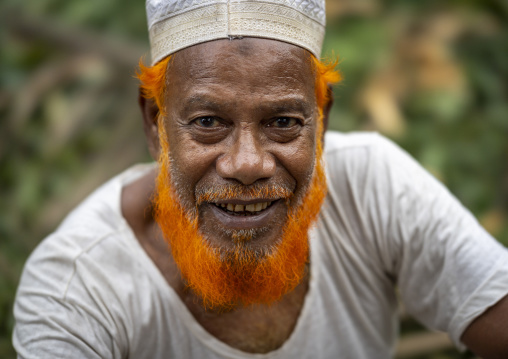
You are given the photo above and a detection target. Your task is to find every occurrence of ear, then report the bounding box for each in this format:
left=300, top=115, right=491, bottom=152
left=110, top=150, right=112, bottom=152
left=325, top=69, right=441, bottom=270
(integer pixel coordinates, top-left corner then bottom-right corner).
left=138, top=89, right=161, bottom=161
left=321, top=85, right=334, bottom=141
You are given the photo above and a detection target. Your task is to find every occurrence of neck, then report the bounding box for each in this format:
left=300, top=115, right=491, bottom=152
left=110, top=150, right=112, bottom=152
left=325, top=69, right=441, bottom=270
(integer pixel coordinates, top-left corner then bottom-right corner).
left=183, top=269, right=310, bottom=353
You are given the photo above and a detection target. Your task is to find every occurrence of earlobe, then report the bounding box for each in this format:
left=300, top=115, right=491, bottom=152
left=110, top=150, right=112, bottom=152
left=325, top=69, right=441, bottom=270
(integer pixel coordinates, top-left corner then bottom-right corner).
left=138, top=89, right=161, bottom=161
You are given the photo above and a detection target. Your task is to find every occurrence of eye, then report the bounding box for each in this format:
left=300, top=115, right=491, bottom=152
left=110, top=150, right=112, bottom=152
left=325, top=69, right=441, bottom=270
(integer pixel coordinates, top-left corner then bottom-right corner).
left=193, top=116, right=222, bottom=128
left=188, top=116, right=229, bottom=144
left=264, top=116, right=303, bottom=143
left=268, top=117, right=300, bottom=128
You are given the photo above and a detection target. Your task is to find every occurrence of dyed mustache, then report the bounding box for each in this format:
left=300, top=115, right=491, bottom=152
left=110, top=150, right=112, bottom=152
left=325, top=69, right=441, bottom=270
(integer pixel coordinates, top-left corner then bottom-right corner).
left=195, top=184, right=293, bottom=205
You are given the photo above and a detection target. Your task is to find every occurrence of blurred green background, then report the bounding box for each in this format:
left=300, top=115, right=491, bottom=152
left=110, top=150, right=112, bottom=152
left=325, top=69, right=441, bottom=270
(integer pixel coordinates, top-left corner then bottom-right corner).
left=1, top=0, right=507, bottom=358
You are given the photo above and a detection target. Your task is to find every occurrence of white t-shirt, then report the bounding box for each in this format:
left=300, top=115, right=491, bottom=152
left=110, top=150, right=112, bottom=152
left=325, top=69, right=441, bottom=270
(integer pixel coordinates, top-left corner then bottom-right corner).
left=13, top=132, right=508, bottom=359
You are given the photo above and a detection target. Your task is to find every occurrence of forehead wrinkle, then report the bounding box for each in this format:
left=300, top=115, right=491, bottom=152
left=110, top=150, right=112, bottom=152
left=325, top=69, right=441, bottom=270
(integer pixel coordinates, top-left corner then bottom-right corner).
left=165, top=40, right=317, bottom=112
left=176, top=43, right=312, bottom=82
left=184, top=94, right=223, bottom=112
left=264, top=102, right=311, bottom=117
left=257, top=95, right=313, bottom=114
left=182, top=91, right=313, bottom=118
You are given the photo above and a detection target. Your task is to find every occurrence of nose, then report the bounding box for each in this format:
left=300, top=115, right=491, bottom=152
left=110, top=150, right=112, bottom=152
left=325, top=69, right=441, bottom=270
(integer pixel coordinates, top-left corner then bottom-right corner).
left=216, top=128, right=276, bottom=185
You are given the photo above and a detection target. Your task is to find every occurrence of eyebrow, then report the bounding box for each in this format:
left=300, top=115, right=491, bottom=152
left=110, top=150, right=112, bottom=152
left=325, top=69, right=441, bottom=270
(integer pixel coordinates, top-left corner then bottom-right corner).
left=181, top=93, right=314, bottom=117
left=183, top=95, right=223, bottom=113
left=264, top=100, right=311, bottom=115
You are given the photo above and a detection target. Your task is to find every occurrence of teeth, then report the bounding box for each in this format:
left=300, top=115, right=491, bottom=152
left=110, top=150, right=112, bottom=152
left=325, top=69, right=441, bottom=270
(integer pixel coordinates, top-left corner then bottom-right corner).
left=217, top=201, right=272, bottom=213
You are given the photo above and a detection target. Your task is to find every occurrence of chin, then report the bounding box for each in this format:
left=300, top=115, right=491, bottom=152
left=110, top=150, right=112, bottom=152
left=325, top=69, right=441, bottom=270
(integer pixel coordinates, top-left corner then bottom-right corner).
left=199, top=220, right=286, bottom=261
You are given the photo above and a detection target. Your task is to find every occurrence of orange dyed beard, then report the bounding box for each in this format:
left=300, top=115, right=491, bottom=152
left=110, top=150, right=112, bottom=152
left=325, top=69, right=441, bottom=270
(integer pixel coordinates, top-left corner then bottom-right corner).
left=154, top=123, right=327, bottom=310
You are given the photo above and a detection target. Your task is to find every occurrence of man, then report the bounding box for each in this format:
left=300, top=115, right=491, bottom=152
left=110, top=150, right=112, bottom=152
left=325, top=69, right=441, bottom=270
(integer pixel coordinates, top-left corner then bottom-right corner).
left=13, top=0, right=508, bottom=358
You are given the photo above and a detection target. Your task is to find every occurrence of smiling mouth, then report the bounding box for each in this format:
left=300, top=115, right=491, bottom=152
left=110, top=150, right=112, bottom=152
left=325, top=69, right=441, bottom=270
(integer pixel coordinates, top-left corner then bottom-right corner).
left=207, top=198, right=285, bottom=231
left=213, top=201, right=275, bottom=216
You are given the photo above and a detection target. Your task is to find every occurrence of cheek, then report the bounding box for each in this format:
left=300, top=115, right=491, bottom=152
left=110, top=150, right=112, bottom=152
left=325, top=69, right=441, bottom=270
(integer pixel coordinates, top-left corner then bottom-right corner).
left=165, top=126, right=220, bottom=200
left=273, top=128, right=318, bottom=193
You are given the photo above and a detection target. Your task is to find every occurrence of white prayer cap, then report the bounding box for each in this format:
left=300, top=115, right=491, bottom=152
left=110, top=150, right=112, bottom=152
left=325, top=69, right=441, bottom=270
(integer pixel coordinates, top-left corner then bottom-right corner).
left=146, top=0, right=326, bottom=65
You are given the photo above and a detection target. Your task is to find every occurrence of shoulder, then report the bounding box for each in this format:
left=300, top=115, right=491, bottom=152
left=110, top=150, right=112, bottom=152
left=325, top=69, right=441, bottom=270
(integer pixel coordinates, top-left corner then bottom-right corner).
left=18, top=165, right=155, bottom=299
left=323, top=131, right=411, bottom=194
left=318, top=131, right=460, bottom=274
left=323, top=130, right=434, bottom=193
left=13, top=164, right=161, bottom=357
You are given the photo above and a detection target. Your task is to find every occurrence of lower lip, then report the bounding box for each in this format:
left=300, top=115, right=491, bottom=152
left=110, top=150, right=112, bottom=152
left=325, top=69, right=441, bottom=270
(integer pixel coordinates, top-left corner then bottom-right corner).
left=207, top=200, right=284, bottom=230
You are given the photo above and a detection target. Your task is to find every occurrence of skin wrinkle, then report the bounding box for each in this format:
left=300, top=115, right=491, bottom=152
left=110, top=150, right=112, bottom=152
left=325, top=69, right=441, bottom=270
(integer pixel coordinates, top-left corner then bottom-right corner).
left=137, top=39, right=341, bottom=309
left=168, top=154, right=196, bottom=212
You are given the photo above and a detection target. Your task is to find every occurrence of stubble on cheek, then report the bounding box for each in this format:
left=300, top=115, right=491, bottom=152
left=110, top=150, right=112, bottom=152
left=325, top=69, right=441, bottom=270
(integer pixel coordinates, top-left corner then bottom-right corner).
left=166, top=156, right=199, bottom=217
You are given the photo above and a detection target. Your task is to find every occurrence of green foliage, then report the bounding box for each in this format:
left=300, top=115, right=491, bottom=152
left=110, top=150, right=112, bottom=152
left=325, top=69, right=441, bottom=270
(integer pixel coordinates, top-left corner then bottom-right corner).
left=324, top=1, right=508, bottom=246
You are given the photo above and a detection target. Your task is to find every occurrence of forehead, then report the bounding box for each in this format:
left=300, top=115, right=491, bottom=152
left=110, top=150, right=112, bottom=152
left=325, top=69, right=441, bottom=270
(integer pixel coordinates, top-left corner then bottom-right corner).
left=165, top=38, right=316, bottom=101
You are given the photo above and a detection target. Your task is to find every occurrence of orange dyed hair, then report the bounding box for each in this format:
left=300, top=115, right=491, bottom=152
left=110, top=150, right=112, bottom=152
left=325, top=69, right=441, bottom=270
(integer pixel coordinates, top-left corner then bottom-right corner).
left=137, top=56, right=172, bottom=116
left=311, top=55, right=342, bottom=113
left=136, top=54, right=341, bottom=115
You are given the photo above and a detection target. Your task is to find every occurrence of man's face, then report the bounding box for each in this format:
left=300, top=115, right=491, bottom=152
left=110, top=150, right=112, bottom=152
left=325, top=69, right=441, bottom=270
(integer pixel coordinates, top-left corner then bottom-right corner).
left=153, top=38, right=326, bottom=308
left=162, top=38, right=319, bottom=253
